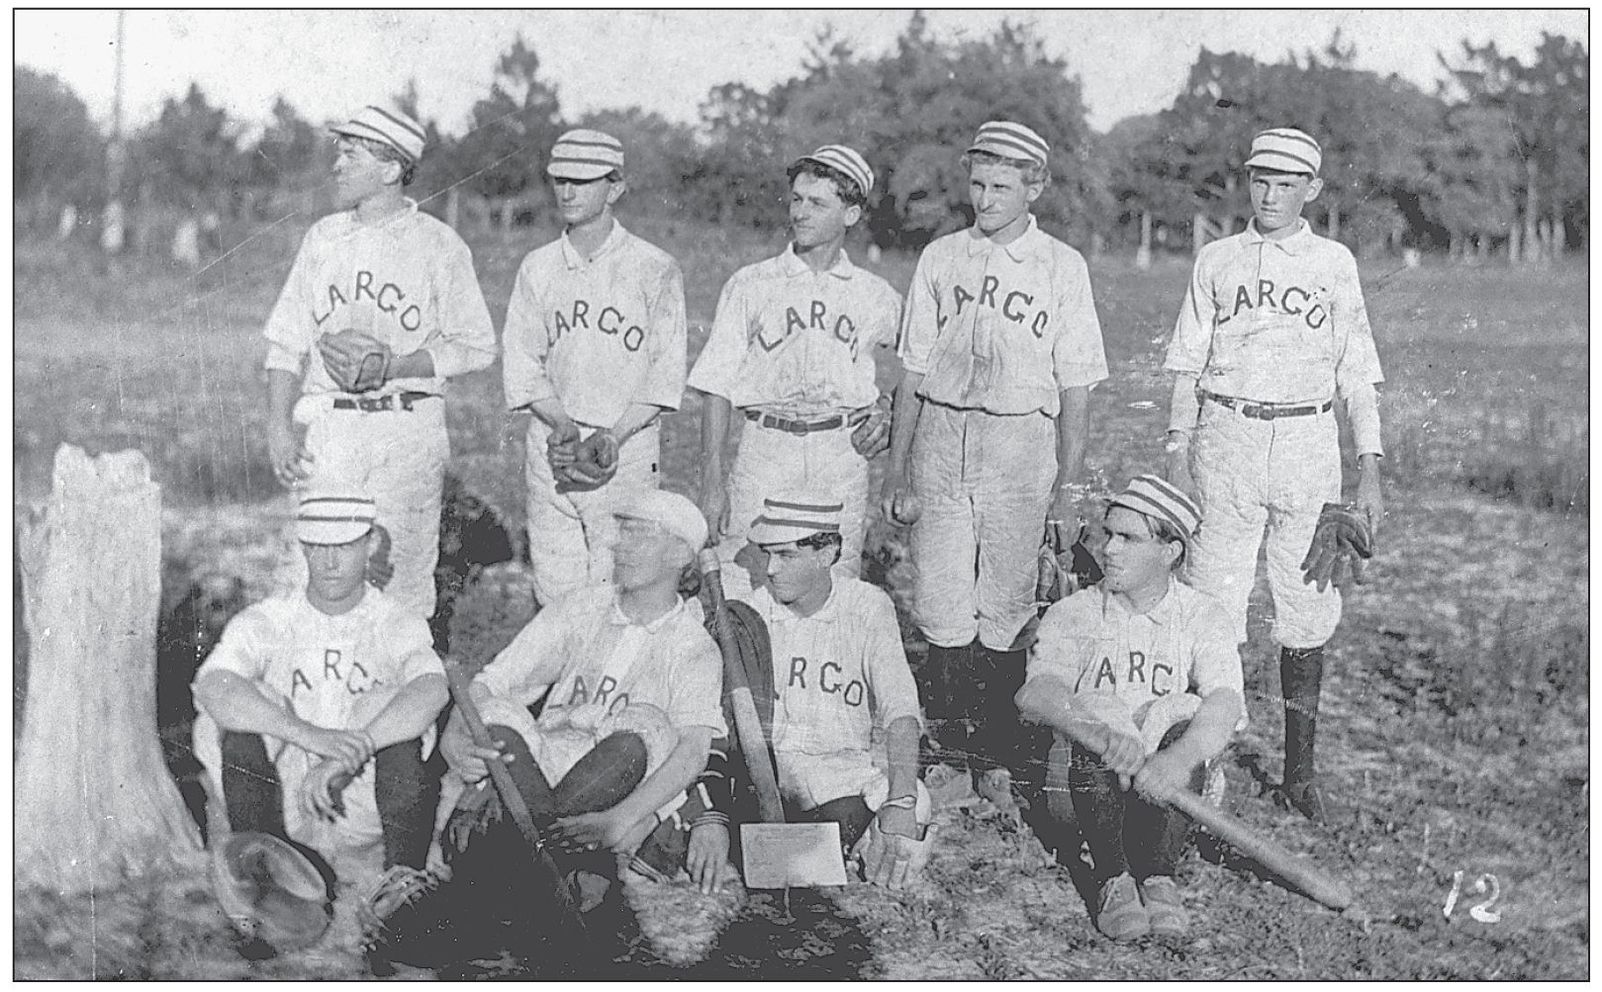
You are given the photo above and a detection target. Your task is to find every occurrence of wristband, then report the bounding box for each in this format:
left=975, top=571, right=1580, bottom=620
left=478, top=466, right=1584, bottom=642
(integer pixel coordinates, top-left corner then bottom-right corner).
left=879, top=794, right=918, bottom=811
left=1054, top=482, right=1094, bottom=497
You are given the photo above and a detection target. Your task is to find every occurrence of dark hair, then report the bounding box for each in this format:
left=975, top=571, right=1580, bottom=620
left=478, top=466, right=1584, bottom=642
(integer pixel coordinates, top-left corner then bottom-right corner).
left=350, top=135, right=417, bottom=186
left=786, top=159, right=867, bottom=210
left=961, top=148, right=1050, bottom=187
left=797, top=530, right=844, bottom=566
left=1138, top=512, right=1188, bottom=569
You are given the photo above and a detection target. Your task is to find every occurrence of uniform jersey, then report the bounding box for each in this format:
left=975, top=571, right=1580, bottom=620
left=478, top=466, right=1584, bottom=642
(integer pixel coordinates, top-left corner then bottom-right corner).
left=263, top=199, right=496, bottom=396
left=748, top=577, right=922, bottom=755
left=1027, top=578, right=1246, bottom=733
left=898, top=217, right=1108, bottom=416
left=502, top=222, right=687, bottom=427
left=689, top=245, right=902, bottom=418
left=195, top=587, right=444, bottom=733
left=1163, top=219, right=1385, bottom=407
left=476, top=586, right=727, bottom=739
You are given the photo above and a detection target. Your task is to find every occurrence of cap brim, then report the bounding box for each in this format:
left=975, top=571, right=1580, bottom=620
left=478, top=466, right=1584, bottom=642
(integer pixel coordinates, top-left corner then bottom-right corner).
left=1244, top=153, right=1316, bottom=175
left=328, top=123, right=416, bottom=163
left=749, top=521, right=829, bottom=546
left=297, top=521, right=373, bottom=546
left=548, top=161, right=616, bottom=180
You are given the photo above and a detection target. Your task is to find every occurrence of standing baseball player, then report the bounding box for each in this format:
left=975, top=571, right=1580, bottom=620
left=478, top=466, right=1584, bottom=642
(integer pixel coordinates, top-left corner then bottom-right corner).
left=880, top=121, right=1109, bottom=795
left=265, top=105, right=497, bottom=623
left=1162, top=128, right=1385, bottom=822
left=191, top=494, right=448, bottom=927
left=691, top=145, right=901, bottom=584
left=1017, top=475, right=1245, bottom=941
left=502, top=129, right=688, bottom=607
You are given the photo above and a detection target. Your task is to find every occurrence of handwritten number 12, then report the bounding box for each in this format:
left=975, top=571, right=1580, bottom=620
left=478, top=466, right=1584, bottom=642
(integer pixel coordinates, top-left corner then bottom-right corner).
left=1443, top=870, right=1502, bottom=923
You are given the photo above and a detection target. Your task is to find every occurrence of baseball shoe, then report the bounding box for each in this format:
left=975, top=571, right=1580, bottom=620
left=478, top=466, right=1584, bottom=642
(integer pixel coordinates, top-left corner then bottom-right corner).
left=974, top=767, right=1019, bottom=811
left=1094, top=872, right=1149, bottom=942
left=1274, top=779, right=1332, bottom=823
left=1139, top=876, right=1189, bottom=938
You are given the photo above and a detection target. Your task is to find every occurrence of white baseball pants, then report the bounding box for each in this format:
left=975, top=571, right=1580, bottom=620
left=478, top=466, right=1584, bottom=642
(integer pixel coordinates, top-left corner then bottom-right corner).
left=524, top=419, right=660, bottom=607
left=1185, top=400, right=1343, bottom=648
left=908, top=403, right=1056, bottom=651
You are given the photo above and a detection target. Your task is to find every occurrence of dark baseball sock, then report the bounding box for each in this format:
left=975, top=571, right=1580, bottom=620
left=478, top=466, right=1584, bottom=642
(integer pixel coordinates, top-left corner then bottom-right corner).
left=1280, top=646, right=1326, bottom=787
left=1067, top=742, right=1130, bottom=884
left=972, top=645, right=1029, bottom=776
left=374, top=739, right=441, bottom=870
left=220, top=730, right=287, bottom=839
left=1126, top=722, right=1205, bottom=879
left=923, top=641, right=976, bottom=760
left=807, top=795, right=877, bottom=853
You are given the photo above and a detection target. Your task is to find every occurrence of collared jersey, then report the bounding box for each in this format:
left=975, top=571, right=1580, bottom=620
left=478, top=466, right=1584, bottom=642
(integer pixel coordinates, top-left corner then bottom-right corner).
left=476, top=585, right=726, bottom=738
left=748, top=577, right=923, bottom=755
left=1163, top=219, right=1385, bottom=404
left=898, top=217, right=1108, bottom=416
left=194, top=588, right=444, bottom=734
left=689, top=245, right=902, bottom=418
left=502, top=222, right=687, bottom=427
left=1027, top=578, right=1246, bottom=732
left=264, top=199, right=496, bottom=396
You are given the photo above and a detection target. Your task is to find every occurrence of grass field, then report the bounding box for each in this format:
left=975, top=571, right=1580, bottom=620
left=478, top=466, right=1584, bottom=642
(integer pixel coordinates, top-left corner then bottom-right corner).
left=12, top=208, right=1590, bottom=979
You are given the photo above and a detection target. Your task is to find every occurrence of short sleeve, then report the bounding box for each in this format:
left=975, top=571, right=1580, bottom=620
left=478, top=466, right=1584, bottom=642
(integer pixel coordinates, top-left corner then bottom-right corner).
left=637, top=258, right=689, bottom=411
left=195, top=607, right=271, bottom=684
left=896, top=249, right=942, bottom=375
left=1185, top=599, right=1247, bottom=731
left=476, top=599, right=574, bottom=705
left=501, top=258, right=558, bottom=412
left=1331, top=250, right=1385, bottom=394
left=1026, top=595, right=1090, bottom=689
left=1162, top=249, right=1219, bottom=376
left=392, top=613, right=446, bottom=684
left=263, top=230, right=319, bottom=371
left=686, top=270, right=751, bottom=400
left=1049, top=251, right=1109, bottom=389
left=426, top=234, right=497, bottom=379
left=861, top=591, right=922, bottom=729
left=664, top=629, right=728, bottom=737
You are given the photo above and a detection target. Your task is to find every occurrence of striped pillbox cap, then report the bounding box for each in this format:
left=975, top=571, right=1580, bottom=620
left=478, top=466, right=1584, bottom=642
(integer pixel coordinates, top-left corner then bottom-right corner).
left=794, top=144, right=875, bottom=198
left=1108, top=474, right=1203, bottom=543
left=966, top=120, right=1050, bottom=168
left=297, top=494, right=377, bottom=546
left=548, top=128, right=625, bottom=181
left=1245, top=127, right=1322, bottom=176
left=748, top=494, right=844, bottom=546
left=330, top=106, right=427, bottom=163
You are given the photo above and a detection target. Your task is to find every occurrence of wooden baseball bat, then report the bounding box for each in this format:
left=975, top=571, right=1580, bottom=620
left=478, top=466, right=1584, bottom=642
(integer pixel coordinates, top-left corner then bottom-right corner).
left=1163, top=787, right=1353, bottom=911
left=699, top=549, right=786, bottom=824
left=444, top=661, right=588, bottom=933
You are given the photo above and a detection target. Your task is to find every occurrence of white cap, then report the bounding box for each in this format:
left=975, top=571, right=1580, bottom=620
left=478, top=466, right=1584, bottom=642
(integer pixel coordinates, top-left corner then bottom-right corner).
left=330, top=106, right=426, bottom=163
left=748, top=493, right=844, bottom=546
left=297, top=495, right=376, bottom=545
left=614, top=489, right=708, bottom=552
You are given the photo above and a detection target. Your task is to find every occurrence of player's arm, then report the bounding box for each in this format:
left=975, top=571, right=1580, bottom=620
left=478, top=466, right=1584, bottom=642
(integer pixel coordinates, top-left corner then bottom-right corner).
left=688, top=275, right=749, bottom=540
left=440, top=610, right=564, bottom=781
left=609, top=402, right=664, bottom=445
left=266, top=368, right=312, bottom=486
left=416, top=236, right=498, bottom=380
left=696, top=393, right=736, bottom=541
left=622, top=259, right=689, bottom=445
left=1133, top=687, right=1242, bottom=805
left=1049, top=384, right=1091, bottom=526
left=1161, top=251, right=1220, bottom=490
left=880, top=370, right=925, bottom=523
left=357, top=672, right=448, bottom=751
left=501, top=260, right=574, bottom=435
left=1331, top=255, right=1387, bottom=531
left=1164, top=373, right=1202, bottom=489
left=194, top=669, right=373, bottom=771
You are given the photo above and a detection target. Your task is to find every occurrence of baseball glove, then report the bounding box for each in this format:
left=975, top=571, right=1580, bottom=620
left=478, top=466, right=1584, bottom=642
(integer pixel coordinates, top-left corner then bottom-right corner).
left=317, top=329, right=391, bottom=394
left=365, top=523, right=393, bottom=591
left=1300, top=502, right=1374, bottom=593
left=210, top=831, right=332, bottom=954
left=1036, top=520, right=1104, bottom=604
left=558, top=429, right=621, bottom=491
left=850, top=395, right=892, bottom=458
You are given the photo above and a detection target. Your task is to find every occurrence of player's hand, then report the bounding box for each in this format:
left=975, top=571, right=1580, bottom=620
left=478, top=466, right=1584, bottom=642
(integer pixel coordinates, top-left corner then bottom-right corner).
left=1047, top=488, right=1088, bottom=539
left=687, top=822, right=731, bottom=894
left=440, top=719, right=513, bottom=784
left=880, top=469, right=922, bottom=526
left=546, top=420, right=581, bottom=472
left=268, top=423, right=313, bottom=488
left=1097, top=728, right=1147, bottom=790
left=318, top=331, right=391, bottom=393
left=1355, top=471, right=1384, bottom=539
left=850, top=398, right=892, bottom=458
left=552, top=808, right=632, bottom=854
left=295, top=725, right=374, bottom=773
left=1164, top=436, right=1198, bottom=498
left=1133, top=749, right=1194, bottom=806
left=698, top=485, right=730, bottom=544
left=302, top=757, right=356, bottom=823
left=365, top=523, right=394, bottom=590
left=857, top=811, right=924, bottom=889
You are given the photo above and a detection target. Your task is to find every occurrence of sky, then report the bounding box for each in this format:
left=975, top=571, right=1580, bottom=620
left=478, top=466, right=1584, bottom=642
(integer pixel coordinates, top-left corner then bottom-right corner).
left=12, top=8, right=1590, bottom=138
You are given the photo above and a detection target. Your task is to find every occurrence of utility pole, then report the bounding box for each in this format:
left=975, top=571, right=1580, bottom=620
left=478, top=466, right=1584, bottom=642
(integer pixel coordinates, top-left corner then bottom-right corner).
left=101, top=10, right=127, bottom=256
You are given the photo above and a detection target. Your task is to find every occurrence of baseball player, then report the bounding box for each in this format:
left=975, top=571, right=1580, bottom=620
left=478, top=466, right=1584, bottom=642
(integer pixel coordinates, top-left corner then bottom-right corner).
left=191, top=494, right=449, bottom=929
left=402, top=490, right=727, bottom=961
left=502, top=129, right=688, bottom=607
left=880, top=121, right=1109, bottom=795
left=1018, top=475, right=1245, bottom=941
left=265, top=105, right=496, bottom=623
left=1162, top=127, right=1385, bottom=822
left=691, top=145, right=902, bottom=585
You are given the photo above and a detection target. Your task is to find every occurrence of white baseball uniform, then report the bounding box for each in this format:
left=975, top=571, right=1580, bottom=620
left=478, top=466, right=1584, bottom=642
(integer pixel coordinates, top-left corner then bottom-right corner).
left=1026, top=578, right=1247, bottom=741
left=1164, top=219, right=1384, bottom=647
left=743, top=577, right=929, bottom=819
left=690, top=246, right=902, bottom=576
left=899, top=217, right=1109, bottom=650
left=191, top=586, right=444, bottom=852
left=502, top=222, right=687, bottom=606
left=265, top=199, right=496, bottom=619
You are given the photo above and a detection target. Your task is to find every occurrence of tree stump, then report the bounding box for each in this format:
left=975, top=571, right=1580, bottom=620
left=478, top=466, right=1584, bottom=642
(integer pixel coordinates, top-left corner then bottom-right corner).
left=15, top=445, right=202, bottom=893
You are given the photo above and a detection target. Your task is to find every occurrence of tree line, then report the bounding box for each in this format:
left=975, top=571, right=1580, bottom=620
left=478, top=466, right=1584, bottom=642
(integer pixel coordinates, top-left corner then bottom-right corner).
left=13, top=16, right=1587, bottom=261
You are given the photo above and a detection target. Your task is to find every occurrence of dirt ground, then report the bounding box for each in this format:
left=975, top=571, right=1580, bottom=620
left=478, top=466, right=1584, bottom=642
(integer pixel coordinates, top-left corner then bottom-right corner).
left=12, top=223, right=1589, bottom=979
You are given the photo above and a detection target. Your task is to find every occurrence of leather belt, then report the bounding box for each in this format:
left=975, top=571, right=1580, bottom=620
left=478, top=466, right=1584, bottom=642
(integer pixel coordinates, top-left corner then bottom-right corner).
left=1202, top=391, right=1332, bottom=421
left=744, top=409, right=869, bottom=435
left=333, top=391, right=435, bottom=413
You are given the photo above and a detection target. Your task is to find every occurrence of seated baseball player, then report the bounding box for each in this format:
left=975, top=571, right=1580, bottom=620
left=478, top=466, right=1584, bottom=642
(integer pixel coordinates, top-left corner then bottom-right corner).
left=1016, top=475, right=1245, bottom=941
left=191, top=494, right=448, bottom=928
left=721, top=492, right=936, bottom=887
left=381, top=490, right=727, bottom=965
